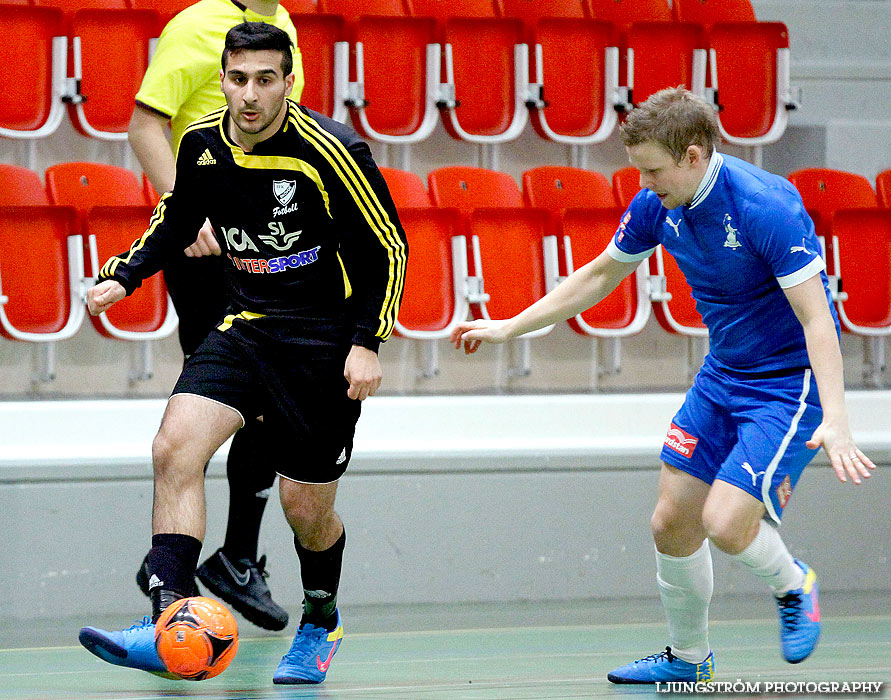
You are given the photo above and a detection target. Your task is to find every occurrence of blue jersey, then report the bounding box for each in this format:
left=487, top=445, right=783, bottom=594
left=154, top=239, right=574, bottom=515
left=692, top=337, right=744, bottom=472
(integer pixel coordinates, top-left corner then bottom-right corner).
left=607, top=152, right=839, bottom=372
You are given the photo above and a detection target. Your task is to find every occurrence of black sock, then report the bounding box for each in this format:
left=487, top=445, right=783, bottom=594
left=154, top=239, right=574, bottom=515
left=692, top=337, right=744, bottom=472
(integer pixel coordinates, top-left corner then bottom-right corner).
left=222, top=420, right=276, bottom=563
left=295, top=529, right=346, bottom=631
left=147, top=533, right=202, bottom=621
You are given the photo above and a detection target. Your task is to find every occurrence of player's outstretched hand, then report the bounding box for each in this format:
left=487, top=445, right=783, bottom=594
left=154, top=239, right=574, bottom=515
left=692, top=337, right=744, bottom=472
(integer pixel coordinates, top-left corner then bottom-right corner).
left=86, top=279, right=126, bottom=316
left=344, top=344, right=382, bottom=401
left=450, top=320, right=512, bottom=355
left=184, top=219, right=221, bottom=257
left=807, top=422, right=876, bottom=485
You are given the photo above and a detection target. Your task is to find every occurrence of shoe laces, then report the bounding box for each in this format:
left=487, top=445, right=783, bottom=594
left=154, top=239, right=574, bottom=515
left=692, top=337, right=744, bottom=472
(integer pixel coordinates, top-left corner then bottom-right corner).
left=777, top=591, right=804, bottom=630
left=283, top=624, right=327, bottom=662
left=255, top=554, right=270, bottom=581
left=125, top=616, right=153, bottom=632
left=640, top=646, right=676, bottom=665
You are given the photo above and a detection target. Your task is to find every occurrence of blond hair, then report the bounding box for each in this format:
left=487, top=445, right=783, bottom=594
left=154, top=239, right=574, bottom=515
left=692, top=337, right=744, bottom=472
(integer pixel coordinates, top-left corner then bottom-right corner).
left=619, top=86, right=720, bottom=161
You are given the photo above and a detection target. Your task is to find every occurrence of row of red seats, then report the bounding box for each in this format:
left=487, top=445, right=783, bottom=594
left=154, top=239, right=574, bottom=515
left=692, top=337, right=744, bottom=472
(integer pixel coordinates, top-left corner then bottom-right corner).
left=3, top=163, right=889, bottom=378
left=0, top=162, right=174, bottom=348
left=391, top=166, right=891, bottom=346
left=1, top=0, right=793, bottom=149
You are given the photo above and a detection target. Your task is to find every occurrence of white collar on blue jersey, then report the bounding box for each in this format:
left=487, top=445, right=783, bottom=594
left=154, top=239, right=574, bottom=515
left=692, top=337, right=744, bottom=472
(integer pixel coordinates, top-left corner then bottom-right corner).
left=688, top=150, right=724, bottom=210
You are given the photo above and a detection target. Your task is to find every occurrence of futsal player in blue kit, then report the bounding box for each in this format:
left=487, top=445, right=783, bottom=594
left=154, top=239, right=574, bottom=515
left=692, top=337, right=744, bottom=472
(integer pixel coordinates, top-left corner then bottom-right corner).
left=451, top=87, right=876, bottom=683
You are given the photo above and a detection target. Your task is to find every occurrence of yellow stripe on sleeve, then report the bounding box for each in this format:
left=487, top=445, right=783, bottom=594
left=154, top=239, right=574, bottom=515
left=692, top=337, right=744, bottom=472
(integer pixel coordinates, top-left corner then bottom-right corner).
left=288, top=106, right=406, bottom=339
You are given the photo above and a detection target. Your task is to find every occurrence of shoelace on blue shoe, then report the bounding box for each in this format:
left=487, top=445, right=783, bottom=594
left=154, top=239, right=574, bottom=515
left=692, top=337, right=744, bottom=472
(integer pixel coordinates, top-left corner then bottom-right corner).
left=283, top=625, right=327, bottom=662
left=125, top=616, right=153, bottom=632
left=777, top=592, right=804, bottom=631
left=639, top=647, right=677, bottom=665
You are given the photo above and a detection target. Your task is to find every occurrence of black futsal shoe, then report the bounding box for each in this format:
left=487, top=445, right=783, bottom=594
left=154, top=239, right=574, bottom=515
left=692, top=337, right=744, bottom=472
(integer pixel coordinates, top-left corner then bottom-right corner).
left=196, top=549, right=290, bottom=631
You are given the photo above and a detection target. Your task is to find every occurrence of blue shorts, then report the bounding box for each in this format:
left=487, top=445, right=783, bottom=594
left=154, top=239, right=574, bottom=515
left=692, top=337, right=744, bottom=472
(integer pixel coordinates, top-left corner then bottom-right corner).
left=660, top=359, right=822, bottom=522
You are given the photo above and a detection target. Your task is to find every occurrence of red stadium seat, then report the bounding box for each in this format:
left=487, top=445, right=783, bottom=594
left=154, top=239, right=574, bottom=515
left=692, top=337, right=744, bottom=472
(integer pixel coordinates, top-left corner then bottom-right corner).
left=522, top=166, right=650, bottom=340
left=380, top=166, right=432, bottom=208
left=288, top=10, right=349, bottom=122
left=0, top=165, right=84, bottom=381
left=706, top=21, right=793, bottom=146
left=673, top=0, right=795, bottom=146
left=788, top=167, right=890, bottom=383
left=321, top=0, right=405, bottom=23
left=380, top=168, right=471, bottom=343
left=523, top=166, right=616, bottom=211
left=45, top=163, right=177, bottom=344
left=624, top=20, right=707, bottom=107
left=500, top=0, right=589, bottom=28
left=787, top=167, right=880, bottom=325
left=612, top=166, right=641, bottom=208
left=280, top=0, right=318, bottom=12
left=33, top=1, right=160, bottom=140
left=322, top=0, right=440, bottom=144
left=410, top=1, right=529, bottom=144
left=876, top=170, right=891, bottom=209
left=672, top=0, right=756, bottom=24
left=827, top=209, right=891, bottom=336
left=505, top=2, right=620, bottom=145
left=131, top=0, right=194, bottom=25
left=428, top=167, right=558, bottom=338
left=0, top=5, right=67, bottom=141
left=588, top=0, right=672, bottom=25
left=587, top=0, right=699, bottom=114
left=787, top=168, right=878, bottom=238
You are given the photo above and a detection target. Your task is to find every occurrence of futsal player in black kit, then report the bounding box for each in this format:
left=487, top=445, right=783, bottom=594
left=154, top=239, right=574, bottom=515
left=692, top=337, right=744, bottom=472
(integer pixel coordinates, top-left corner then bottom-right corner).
left=78, top=22, right=407, bottom=685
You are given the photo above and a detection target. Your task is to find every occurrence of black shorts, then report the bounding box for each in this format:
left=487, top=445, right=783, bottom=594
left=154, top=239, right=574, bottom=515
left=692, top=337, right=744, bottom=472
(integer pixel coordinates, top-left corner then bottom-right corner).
left=172, top=328, right=362, bottom=483
left=162, top=254, right=229, bottom=357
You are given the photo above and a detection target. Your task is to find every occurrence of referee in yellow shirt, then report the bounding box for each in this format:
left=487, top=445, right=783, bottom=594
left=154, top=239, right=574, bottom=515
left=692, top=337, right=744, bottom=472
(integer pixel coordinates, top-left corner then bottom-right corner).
left=128, top=0, right=304, bottom=632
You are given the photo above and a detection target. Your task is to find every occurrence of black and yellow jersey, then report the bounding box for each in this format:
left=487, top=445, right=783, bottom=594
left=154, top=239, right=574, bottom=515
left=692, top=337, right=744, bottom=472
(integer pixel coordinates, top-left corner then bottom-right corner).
left=99, top=101, right=407, bottom=351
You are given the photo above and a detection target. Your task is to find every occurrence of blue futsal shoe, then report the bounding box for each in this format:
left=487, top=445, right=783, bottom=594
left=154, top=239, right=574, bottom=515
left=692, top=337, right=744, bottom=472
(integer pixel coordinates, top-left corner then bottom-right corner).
left=273, top=610, right=343, bottom=684
left=79, top=617, right=177, bottom=678
left=607, top=647, right=715, bottom=684
left=777, top=559, right=821, bottom=663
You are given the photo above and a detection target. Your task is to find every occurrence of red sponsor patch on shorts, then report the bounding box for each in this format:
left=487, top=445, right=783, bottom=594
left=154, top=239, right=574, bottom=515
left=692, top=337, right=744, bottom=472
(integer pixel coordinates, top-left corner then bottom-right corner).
left=663, top=423, right=699, bottom=458
left=776, top=475, right=792, bottom=509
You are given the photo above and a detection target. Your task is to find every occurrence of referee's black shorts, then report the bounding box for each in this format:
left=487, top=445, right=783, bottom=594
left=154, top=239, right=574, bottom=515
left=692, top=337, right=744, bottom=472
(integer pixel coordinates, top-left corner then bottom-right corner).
left=172, top=327, right=362, bottom=484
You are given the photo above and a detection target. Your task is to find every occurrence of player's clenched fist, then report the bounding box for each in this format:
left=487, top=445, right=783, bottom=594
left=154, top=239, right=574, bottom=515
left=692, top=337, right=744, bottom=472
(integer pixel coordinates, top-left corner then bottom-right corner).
left=86, top=279, right=126, bottom=316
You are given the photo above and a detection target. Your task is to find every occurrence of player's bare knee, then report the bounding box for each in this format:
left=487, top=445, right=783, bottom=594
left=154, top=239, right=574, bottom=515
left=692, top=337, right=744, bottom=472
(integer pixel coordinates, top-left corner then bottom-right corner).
left=702, top=506, right=755, bottom=555
left=151, top=429, right=190, bottom=481
left=650, top=498, right=687, bottom=541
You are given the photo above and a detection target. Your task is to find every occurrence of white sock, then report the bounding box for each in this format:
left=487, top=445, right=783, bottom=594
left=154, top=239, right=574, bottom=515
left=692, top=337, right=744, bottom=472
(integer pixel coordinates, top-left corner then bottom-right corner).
left=656, top=540, right=713, bottom=664
left=729, top=520, right=805, bottom=595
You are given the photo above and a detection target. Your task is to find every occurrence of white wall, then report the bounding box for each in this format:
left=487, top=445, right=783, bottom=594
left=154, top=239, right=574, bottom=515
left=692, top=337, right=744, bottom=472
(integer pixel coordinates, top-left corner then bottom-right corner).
left=2, top=394, right=889, bottom=618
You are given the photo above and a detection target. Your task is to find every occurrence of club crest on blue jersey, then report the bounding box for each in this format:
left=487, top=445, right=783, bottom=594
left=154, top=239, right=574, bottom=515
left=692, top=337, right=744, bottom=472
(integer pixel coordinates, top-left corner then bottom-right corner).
left=723, top=214, right=742, bottom=249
